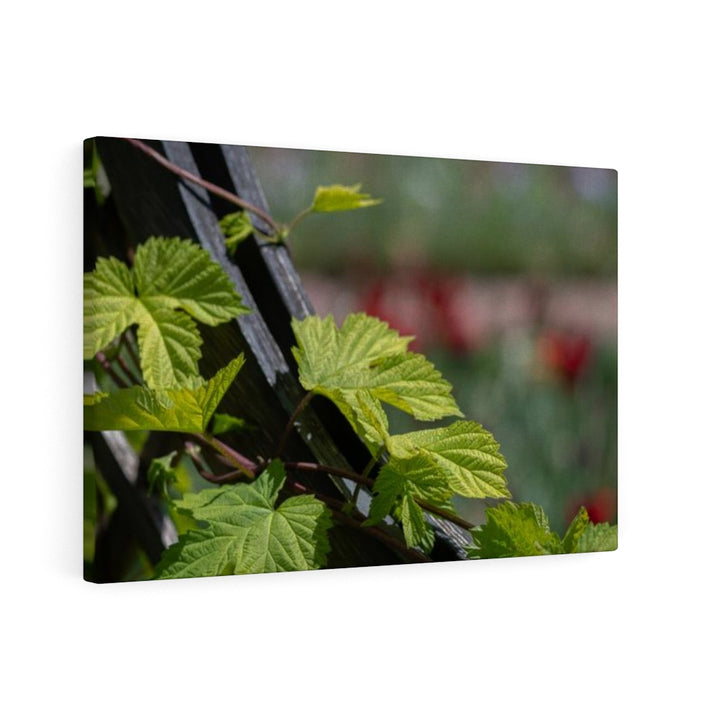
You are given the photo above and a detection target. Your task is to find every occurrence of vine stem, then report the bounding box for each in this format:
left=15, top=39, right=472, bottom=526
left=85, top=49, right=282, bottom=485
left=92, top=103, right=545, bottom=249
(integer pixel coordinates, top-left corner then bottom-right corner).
left=115, top=352, right=143, bottom=386
left=192, top=433, right=258, bottom=476
left=121, top=329, right=142, bottom=375
left=287, top=478, right=430, bottom=563
left=415, top=500, right=474, bottom=531
left=286, top=206, right=313, bottom=235
left=95, top=351, right=128, bottom=389
left=124, top=137, right=282, bottom=235
left=201, top=468, right=247, bottom=485
left=285, top=460, right=474, bottom=531
left=274, top=390, right=314, bottom=458
left=284, top=460, right=373, bottom=489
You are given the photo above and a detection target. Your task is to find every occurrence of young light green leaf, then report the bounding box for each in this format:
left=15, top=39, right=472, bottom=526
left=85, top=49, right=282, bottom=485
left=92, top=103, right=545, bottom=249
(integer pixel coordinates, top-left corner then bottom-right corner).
left=467, top=502, right=617, bottom=559
left=84, top=355, right=244, bottom=433
left=466, top=502, right=563, bottom=559
left=84, top=237, right=248, bottom=388
left=310, top=184, right=382, bottom=213
left=291, top=313, right=461, bottom=452
left=155, top=460, right=333, bottom=578
left=83, top=257, right=139, bottom=359
left=576, top=523, right=618, bottom=553
left=360, top=352, right=462, bottom=421
left=400, top=495, right=435, bottom=553
left=387, top=421, right=509, bottom=499
left=562, top=506, right=591, bottom=553
left=292, top=313, right=411, bottom=389
left=148, top=452, right=178, bottom=499
left=133, top=237, right=247, bottom=325
left=219, top=211, right=255, bottom=252
left=365, top=454, right=452, bottom=550
left=211, top=413, right=252, bottom=435
left=367, top=455, right=454, bottom=524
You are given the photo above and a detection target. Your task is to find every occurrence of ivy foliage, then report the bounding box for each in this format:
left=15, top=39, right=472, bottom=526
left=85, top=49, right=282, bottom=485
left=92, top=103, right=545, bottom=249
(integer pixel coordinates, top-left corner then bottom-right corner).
left=155, top=461, right=333, bottom=578
left=84, top=237, right=248, bottom=388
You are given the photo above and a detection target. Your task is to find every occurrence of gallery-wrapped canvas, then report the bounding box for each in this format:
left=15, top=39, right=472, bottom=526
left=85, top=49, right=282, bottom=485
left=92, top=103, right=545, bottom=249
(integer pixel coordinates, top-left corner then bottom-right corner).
left=83, top=137, right=617, bottom=582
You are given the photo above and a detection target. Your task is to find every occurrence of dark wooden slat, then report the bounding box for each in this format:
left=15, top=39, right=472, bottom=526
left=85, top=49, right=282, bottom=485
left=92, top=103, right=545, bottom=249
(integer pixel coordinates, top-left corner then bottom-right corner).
left=88, top=431, right=175, bottom=574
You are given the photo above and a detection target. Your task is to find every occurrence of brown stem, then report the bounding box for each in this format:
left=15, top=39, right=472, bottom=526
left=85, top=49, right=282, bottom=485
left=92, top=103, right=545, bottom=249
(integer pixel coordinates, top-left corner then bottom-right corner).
left=121, top=330, right=142, bottom=375
left=274, top=391, right=314, bottom=458
left=95, top=351, right=129, bottom=389
left=115, top=353, right=143, bottom=386
left=284, top=460, right=373, bottom=489
left=192, top=433, right=258, bottom=476
left=286, top=460, right=475, bottom=530
left=286, top=479, right=430, bottom=563
left=415, top=500, right=474, bottom=530
left=124, top=137, right=281, bottom=234
left=201, top=469, right=247, bottom=485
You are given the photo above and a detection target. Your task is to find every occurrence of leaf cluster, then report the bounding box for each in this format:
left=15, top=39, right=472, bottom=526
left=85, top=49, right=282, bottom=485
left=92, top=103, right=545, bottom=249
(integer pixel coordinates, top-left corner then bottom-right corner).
left=465, top=503, right=618, bottom=559
left=291, top=313, right=510, bottom=551
left=84, top=211, right=615, bottom=581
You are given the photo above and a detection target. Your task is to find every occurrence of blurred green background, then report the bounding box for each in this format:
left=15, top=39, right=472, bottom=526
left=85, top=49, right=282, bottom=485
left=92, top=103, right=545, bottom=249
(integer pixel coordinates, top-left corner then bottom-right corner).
left=250, top=146, right=617, bottom=532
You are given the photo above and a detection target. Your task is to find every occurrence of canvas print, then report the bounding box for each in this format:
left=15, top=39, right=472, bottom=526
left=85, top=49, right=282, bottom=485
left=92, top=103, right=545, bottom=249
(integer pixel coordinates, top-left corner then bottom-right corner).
left=83, top=137, right=617, bottom=582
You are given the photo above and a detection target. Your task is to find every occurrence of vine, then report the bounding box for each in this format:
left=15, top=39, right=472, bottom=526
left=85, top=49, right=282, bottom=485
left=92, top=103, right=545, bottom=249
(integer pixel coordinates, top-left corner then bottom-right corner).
left=83, top=142, right=617, bottom=579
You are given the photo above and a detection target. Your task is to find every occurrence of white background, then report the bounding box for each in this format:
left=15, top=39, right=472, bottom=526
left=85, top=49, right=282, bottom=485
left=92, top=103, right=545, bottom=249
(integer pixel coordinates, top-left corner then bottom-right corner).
left=2, top=2, right=718, bottom=718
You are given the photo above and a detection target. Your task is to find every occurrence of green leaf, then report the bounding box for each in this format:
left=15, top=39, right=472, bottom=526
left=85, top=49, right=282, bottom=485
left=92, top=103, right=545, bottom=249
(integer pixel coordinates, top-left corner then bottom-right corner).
left=133, top=237, right=248, bottom=325
left=400, top=495, right=435, bottom=553
left=292, top=314, right=411, bottom=388
left=134, top=305, right=203, bottom=388
left=211, top=413, right=252, bottom=435
left=387, top=421, right=509, bottom=499
left=466, top=502, right=563, bottom=559
left=368, top=455, right=454, bottom=523
left=562, top=506, right=590, bottom=553
left=292, top=313, right=461, bottom=452
left=366, top=455, right=448, bottom=550
left=155, top=460, right=333, bottom=578
left=84, top=355, right=244, bottom=433
left=83, top=257, right=139, bottom=359
left=310, top=184, right=382, bottom=213
left=577, top=523, right=618, bottom=553
left=219, top=211, right=255, bottom=252
left=148, top=452, right=178, bottom=499
left=84, top=237, right=248, bottom=388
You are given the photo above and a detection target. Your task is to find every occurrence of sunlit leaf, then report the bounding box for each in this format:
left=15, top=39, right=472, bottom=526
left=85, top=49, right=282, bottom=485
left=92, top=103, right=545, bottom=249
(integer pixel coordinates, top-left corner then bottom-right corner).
left=219, top=211, right=255, bottom=252
left=155, top=461, right=333, bottom=578
left=387, top=421, right=509, bottom=499
left=292, top=313, right=461, bottom=453
left=84, top=355, right=244, bottom=433
left=577, top=523, right=618, bottom=552
left=84, top=237, right=248, bottom=388
left=466, top=502, right=562, bottom=559
left=310, top=184, right=382, bottom=213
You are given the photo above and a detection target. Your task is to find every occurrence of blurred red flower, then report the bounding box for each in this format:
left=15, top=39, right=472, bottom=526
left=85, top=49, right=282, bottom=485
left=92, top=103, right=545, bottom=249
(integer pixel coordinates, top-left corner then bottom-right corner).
left=567, top=487, right=617, bottom=526
left=538, top=330, right=591, bottom=388
left=360, top=270, right=477, bottom=355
